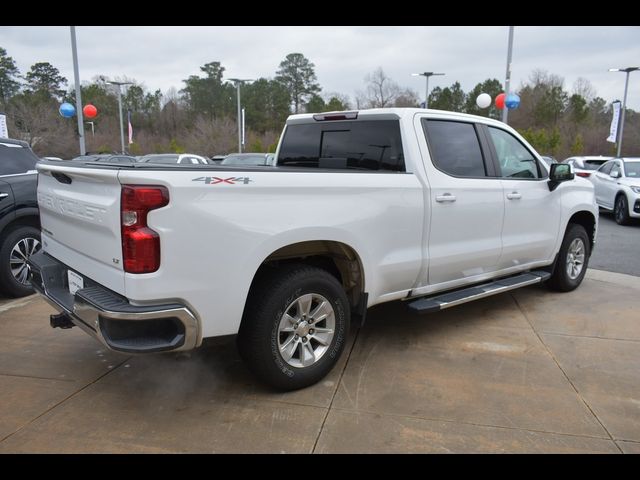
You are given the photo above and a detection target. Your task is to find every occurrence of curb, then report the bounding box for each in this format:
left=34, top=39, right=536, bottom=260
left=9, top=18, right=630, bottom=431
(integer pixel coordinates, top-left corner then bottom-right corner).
left=586, top=269, right=640, bottom=290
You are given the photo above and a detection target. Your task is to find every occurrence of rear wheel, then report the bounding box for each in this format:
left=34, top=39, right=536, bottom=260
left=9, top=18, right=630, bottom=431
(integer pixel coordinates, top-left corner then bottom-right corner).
left=0, top=226, right=41, bottom=298
left=614, top=194, right=631, bottom=225
left=237, top=264, right=350, bottom=391
left=547, top=224, right=590, bottom=292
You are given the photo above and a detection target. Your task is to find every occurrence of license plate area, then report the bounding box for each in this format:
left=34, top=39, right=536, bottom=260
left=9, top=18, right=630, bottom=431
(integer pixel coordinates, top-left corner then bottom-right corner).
left=67, top=270, right=84, bottom=295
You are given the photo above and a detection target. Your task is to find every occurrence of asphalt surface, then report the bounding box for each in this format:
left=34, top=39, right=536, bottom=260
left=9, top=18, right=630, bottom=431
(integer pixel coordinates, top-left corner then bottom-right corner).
left=0, top=269, right=639, bottom=453
left=590, top=211, right=640, bottom=277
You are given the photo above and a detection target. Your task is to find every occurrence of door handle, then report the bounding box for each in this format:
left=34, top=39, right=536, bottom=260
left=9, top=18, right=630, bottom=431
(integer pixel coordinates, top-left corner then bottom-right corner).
left=435, top=194, right=456, bottom=203
left=506, top=192, right=522, bottom=200
left=0, top=193, right=8, bottom=199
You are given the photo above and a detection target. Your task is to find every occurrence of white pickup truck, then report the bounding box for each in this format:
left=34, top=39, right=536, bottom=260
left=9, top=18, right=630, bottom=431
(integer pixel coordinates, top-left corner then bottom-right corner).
left=28, top=108, right=598, bottom=390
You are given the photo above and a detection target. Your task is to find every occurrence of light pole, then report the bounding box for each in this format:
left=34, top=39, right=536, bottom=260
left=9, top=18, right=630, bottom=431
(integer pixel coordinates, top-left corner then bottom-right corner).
left=85, top=121, right=95, bottom=137
left=228, top=78, right=253, bottom=153
left=609, top=67, right=639, bottom=157
left=106, top=80, right=133, bottom=154
left=502, top=26, right=515, bottom=124
left=69, top=26, right=85, bottom=155
left=411, top=72, right=445, bottom=108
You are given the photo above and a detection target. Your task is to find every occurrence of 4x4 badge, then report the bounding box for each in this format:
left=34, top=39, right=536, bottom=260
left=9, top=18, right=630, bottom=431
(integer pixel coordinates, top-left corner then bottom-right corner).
left=192, top=176, right=252, bottom=185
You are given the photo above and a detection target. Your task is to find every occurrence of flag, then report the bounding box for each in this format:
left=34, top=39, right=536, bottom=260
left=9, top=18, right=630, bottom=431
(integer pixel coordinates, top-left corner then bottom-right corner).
left=0, top=113, right=9, bottom=138
left=128, top=110, right=133, bottom=145
left=607, top=101, right=621, bottom=143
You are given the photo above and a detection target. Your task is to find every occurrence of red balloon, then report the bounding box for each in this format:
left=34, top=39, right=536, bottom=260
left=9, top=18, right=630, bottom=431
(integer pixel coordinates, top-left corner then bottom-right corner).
left=83, top=104, right=98, bottom=119
left=495, top=93, right=506, bottom=110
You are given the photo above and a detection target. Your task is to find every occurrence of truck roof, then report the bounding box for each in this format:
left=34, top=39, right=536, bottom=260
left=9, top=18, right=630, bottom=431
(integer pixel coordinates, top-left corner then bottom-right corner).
left=286, top=108, right=509, bottom=129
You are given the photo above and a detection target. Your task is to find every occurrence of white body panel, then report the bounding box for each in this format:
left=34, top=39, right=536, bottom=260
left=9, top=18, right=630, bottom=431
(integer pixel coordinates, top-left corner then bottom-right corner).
left=35, top=109, right=599, bottom=341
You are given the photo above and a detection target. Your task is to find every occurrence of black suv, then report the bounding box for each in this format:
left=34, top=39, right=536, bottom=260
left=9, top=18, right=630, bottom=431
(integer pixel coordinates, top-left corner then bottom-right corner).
left=0, top=138, right=41, bottom=297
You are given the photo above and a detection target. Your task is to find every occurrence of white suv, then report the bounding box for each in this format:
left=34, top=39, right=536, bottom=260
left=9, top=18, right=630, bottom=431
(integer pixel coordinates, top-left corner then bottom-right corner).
left=590, top=157, right=640, bottom=225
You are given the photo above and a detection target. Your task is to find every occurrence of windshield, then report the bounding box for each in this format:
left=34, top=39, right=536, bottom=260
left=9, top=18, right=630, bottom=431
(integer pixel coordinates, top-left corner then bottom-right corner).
left=221, top=155, right=268, bottom=166
left=141, top=155, right=179, bottom=164
left=583, top=160, right=608, bottom=170
left=625, top=162, right=640, bottom=178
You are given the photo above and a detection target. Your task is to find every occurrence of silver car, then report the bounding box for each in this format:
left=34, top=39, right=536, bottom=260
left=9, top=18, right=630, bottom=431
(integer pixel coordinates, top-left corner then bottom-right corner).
left=590, top=157, right=640, bottom=225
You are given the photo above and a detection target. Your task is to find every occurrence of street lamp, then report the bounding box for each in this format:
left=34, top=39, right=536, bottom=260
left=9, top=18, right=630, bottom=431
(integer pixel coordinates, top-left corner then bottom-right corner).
left=85, top=121, right=95, bottom=137
left=411, top=72, right=445, bottom=108
left=228, top=78, right=253, bottom=153
left=609, top=67, right=639, bottom=157
left=106, top=80, right=133, bottom=154
left=502, top=26, right=515, bottom=124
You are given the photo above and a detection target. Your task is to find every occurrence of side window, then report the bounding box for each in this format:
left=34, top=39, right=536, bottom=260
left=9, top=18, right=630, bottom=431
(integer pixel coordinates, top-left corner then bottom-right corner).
left=610, top=163, right=621, bottom=177
left=277, top=120, right=405, bottom=172
left=488, top=127, right=540, bottom=179
left=0, top=144, right=38, bottom=175
left=423, top=120, right=487, bottom=177
left=598, top=162, right=614, bottom=175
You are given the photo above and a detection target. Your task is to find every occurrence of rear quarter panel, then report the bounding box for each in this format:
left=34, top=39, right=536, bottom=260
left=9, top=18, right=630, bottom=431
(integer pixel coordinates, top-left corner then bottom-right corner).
left=117, top=169, right=424, bottom=338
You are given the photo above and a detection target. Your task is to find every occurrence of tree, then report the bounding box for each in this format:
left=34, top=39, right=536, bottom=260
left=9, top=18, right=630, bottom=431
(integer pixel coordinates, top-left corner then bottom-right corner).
left=393, top=89, right=420, bottom=107
left=427, top=81, right=466, bottom=112
left=0, top=47, right=21, bottom=107
left=326, top=95, right=350, bottom=111
left=275, top=53, right=321, bottom=114
left=464, top=78, right=503, bottom=119
left=305, top=94, right=325, bottom=113
left=241, top=78, right=291, bottom=132
left=25, top=62, right=67, bottom=100
left=181, top=61, right=235, bottom=120
left=362, top=67, right=401, bottom=108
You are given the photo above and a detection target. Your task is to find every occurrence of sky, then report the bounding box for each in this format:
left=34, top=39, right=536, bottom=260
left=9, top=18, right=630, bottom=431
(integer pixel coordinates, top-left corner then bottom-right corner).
left=1, top=26, right=639, bottom=109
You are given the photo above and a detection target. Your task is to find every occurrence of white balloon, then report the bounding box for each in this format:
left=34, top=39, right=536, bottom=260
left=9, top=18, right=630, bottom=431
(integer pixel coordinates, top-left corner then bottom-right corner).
left=476, top=93, right=492, bottom=109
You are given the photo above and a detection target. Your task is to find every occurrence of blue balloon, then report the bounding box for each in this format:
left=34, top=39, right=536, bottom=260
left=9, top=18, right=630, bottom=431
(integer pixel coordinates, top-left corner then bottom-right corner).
left=505, top=93, right=520, bottom=109
left=59, top=103, right=76, bottom=118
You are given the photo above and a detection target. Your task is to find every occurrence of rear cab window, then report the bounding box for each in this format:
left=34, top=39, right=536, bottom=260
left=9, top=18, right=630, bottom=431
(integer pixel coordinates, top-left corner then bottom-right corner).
left=277, top=120, right=405, bottom=172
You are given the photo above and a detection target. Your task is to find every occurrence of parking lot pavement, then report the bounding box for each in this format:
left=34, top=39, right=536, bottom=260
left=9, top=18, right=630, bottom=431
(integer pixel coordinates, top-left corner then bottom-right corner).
left=590, top=212, right=640, bottom=277
left=0, top=269, right=638, bottom=453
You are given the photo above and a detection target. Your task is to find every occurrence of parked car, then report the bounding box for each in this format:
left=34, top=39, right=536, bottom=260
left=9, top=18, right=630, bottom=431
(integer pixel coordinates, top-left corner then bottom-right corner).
left=539, top=156, right=557, bottom=167
left=210, top=155, right=228, bottom=164
left=139, top=153, right=210, bottom=165
left=70, top=154, right=137, bottom=164
left=0, top=138, right=41, bottom=297
left=29, top=108, right=597, bottom=390
left=565, top=156, right=612, bottom=178
left=220, top=153, right=275, bottom=166
left=590, top=157, right=640, bottom=225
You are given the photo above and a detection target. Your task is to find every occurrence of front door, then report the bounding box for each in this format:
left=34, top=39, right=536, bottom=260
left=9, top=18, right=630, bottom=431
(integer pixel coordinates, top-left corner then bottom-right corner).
left=484, top=126, right=561, bottom=268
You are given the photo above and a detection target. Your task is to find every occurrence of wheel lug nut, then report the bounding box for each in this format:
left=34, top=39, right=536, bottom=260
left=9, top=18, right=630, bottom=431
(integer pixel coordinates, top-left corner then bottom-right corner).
left=302, top=337, right=307, bottom=343
left=309, top=329, right=314, bottom=334
left=294, top=335, right=299, bottom=340
left=309, top=319, right=314, bottom=324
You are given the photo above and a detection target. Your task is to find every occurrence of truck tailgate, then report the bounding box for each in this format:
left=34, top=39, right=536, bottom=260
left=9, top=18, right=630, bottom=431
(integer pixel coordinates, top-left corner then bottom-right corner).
left=37, top=163, right=125, bottom=294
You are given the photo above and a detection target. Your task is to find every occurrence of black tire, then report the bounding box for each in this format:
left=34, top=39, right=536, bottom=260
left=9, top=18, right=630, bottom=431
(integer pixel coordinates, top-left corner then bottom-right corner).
left=547, top=224, right=590, bottom=292
left=237, top=264, right=350, bottom=391
left=0, top=225, right=41, bottom=298
left=614, top=194, right=631, bottom=226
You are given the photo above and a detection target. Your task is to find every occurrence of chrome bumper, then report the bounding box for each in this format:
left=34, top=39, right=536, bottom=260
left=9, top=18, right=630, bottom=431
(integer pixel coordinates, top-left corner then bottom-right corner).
left=28, top=250, right=200, bottom=354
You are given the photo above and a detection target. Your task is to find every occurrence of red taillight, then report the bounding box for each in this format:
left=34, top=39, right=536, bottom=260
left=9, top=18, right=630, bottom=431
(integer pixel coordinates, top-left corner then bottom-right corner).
left=576, top=172, right=591, bottom=178
left=121, top=185, right=169, bottom=274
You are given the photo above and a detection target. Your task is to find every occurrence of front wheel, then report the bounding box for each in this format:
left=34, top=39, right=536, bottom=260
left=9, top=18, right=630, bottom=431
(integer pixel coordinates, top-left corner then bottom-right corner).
left=614, top=195, right=631, bottom=225
left=0, top=226, right=42, bottom=298
left=237, top=264, right=350, bottom=391
left=547, top=224, right=590, bottom=292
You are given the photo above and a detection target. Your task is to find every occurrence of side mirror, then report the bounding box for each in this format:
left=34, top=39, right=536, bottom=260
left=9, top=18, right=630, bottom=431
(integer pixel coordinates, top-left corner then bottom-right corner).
left=548, top=163, right=574, bottom=191
left=610, top=170, right=621, bottom=179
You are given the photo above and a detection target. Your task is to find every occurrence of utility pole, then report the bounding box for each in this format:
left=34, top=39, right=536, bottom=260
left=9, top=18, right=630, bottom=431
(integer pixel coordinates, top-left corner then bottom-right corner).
left=502, top=26, right=515, bottom=124
left=106, top=80, right=133, bottom=154
left=70, top=26, right=85, bottom=155
left=609, top=67, right=639, bottom=156
left=229, top=78, right=253, bottom=153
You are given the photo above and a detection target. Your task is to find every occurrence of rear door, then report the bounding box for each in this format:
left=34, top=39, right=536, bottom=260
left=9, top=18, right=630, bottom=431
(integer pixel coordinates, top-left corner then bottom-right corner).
left=483, top=125, right=561, bottom=267
left=37, top=162, right=125, bottom=294
left=419, top=118, right=504, bottom=286
left=591, top=161, right=614, bottom=206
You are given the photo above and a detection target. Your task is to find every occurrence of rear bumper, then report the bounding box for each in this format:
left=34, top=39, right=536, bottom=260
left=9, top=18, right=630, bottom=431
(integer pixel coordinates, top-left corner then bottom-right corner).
left=27, top=250, right=200, bottom=354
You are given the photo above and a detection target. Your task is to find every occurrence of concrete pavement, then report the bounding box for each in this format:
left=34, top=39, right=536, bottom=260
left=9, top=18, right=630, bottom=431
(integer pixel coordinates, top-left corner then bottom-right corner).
left=0, top=269, right=638, bottom=453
